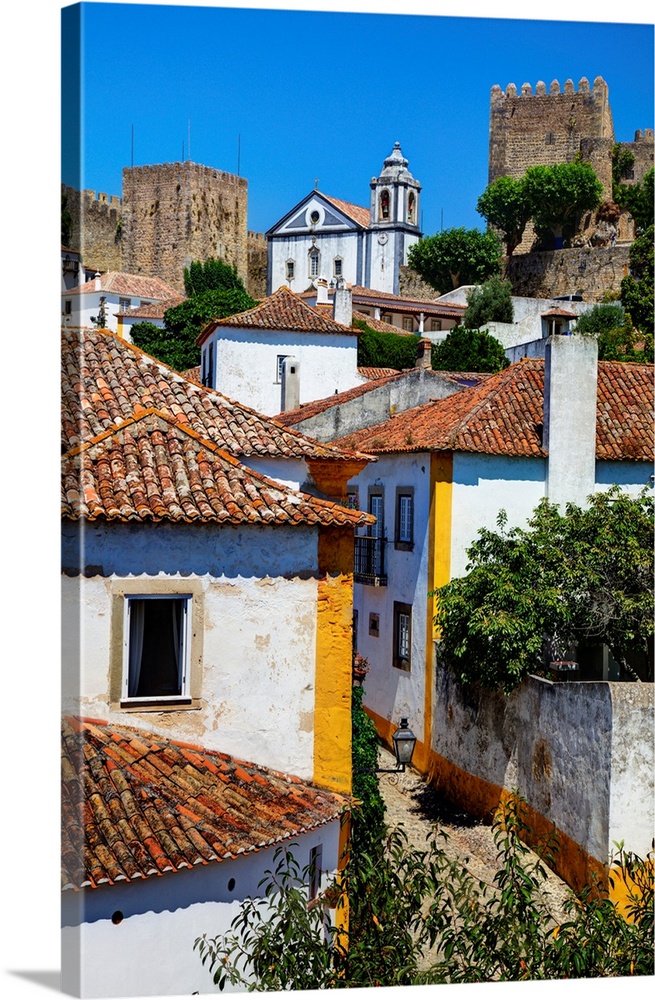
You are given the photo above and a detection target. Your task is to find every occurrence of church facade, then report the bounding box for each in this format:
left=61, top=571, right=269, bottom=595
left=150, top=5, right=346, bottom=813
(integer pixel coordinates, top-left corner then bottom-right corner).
left=266, top=143, right=422, bottom=297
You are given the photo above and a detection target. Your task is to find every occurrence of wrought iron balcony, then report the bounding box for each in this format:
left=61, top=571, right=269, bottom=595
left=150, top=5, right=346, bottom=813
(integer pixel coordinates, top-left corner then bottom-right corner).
left=354, top=535, right=387, bottom=586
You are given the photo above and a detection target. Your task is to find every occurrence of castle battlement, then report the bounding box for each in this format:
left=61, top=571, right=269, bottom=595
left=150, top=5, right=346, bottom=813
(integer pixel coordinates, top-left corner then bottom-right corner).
left=491, top=76, right=609, bottom=100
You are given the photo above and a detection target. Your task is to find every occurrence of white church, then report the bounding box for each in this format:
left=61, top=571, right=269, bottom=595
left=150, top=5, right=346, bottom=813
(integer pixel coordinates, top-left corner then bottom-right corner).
left=266, top=143, right=422, bottom=297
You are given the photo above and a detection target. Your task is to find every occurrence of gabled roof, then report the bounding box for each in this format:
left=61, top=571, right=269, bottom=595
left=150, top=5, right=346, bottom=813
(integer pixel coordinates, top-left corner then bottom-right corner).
left=322, top=194, right=371, bottom=229
left=358, top=365, right=400, bottom=379
left=333, top=359, right=654, bottom=462
left=198, top=286, right=359, bottom=341
left=65, top=271, right=180, bottom=300
left=352, top=311, right=407, bottom=334
left=62, top=716, right=349, bottom=891
left=116, top=295, right=185, bottom=318
left=275, top=368, right=488, bottom=426
left=300, top=284, right=467, bottom=318
left=266, top=190, right=370, bottom=236
left=62, top=408, right=374, bottom=528
left=61, top=327, right=366, bottom=464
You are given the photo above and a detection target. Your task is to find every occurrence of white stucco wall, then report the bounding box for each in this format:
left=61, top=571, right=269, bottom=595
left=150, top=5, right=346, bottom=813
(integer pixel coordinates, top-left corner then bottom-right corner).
left=62, top=521, right=323, bottom=780
left=202, top=326, right=361, bottom=415
left=269, top=231, right=363, bottom=295
left=62, top=822, right=341, bottom=998
left=349, top=454, right=432, bottom=743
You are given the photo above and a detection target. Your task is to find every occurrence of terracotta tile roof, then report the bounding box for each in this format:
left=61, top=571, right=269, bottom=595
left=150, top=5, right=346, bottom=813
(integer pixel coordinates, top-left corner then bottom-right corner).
left=180, top=365, right=202, bottom=383
left=66, top=272, right=180, bottom=300
left=117, top=295, right=185, bottom=318
left=200, top=286, right=359, bottom=341
left=299, top=285, right=467, bottom=318
left=357, top=365, right=400, bottom=379
left=62, top=408, right=374, bottom=527
left=274, top=369, right=487, bottom=426
left=353, top=311, right=409, bottom=335
left=322, top=194, right=371, bottom=229
left=333, top=359, right=654, bottom=462
left=62, top=716, right=349, bottom=891
left=61, top=327, right=367, bottom=464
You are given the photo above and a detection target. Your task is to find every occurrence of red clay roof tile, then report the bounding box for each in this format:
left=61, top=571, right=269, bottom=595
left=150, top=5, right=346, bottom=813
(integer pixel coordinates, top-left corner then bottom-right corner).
left=200, top=286, right=359, bottom=340
left=62, top=717, right=349, bottom=891
left=66, top=272, right=180, bottom=300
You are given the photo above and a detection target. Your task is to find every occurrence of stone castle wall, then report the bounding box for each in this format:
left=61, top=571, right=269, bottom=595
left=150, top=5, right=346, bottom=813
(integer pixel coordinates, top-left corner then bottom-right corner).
left=121, top=162, right=249, bottom=294
left=398, top=265, right=440, bottom=300
left=506, top=245, right=631, bottom=303
left=247, top=230, right=268, bottom=300
left=62, top=184, right=122, bottom=272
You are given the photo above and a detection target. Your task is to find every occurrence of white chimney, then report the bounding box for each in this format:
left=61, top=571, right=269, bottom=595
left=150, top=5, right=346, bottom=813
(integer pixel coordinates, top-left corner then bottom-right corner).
left=281, top=356, right=300, bottom=412
left=315, top=277, right=329, bottom=305
left=543, top=332, right=598, bottom=508
left=94, top=272, right=102, bottom=291
left=333, top=277, right=352, bottom=327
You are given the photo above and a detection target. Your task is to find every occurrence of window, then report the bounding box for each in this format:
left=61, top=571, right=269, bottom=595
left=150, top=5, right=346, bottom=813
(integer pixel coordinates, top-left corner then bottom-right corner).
left=64, top=299, right=72, bottom=315
left=333, top=257, right=343, bottom=278
left=393, top=603, right=412, bottom=671
left=286, top=260, right=295, bottom=282
left=202, top=342, right=214, bottom=387
left=276, top=354, right=289, bottom=383
left=309, top=210, right=320, bottom=225
left=429, top=319, right=442, bottom=332
left=119, top=297, right=131, bottom=311
left=395, top=489, right=414, bottom=550
left=407, top=192, right=415, bottom=223
left=545, top=132, right=555, bottom=145
left=346, top=489, right=359, bottom=510
left=381, top=313, right=393, bottom=324
left=402, top=316, right=413, bottom=332
left=122, top=595, right=192, bottom=702
left=369, top=613, right=379, bottom=637
left=379, top=189, right=390, bottom=220
left=309, top=249, right=320, bottom=277
left=308, top=844, right=323, bottom=900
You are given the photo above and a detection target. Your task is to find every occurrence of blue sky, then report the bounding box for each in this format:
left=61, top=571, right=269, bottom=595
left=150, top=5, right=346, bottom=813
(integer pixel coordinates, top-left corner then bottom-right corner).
left=63, top=2, right=654, bottom=239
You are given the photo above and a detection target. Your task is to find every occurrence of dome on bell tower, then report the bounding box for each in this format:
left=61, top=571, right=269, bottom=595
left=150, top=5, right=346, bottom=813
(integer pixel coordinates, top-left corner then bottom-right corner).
left=377, top=141, right=416, bottom=182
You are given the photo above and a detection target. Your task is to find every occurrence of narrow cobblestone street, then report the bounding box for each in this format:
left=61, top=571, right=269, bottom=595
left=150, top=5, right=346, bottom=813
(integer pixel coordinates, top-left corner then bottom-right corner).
left=376, top=746, right=572, bottom=922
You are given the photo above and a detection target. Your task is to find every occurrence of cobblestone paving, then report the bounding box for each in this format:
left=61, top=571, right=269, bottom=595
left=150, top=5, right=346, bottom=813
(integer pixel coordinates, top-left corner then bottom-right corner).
left=376, top=747, right=572, bottom=923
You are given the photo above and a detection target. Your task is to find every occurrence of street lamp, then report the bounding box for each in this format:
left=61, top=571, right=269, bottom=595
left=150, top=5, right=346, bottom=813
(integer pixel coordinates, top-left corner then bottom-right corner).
left=356, top=717, right=417, bottom=775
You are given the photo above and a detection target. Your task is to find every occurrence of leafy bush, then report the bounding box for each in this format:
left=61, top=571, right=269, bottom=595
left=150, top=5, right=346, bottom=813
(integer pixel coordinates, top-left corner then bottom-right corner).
left=432, top=325, right=509, bottom=374
left=351, top=684, right=385, bottom=857
left=575, top=303, right=653, bottom=362
left=195, top=794, right=654, bottom=989
left=407, top=227, right=503, bottom=293
left=620, top=224, right=654, bottom=338
left=464, top=275, right=514, bottom=328
left=355, top=319, right=419, bottom=370
left=184, top=257, right=245, bottom=297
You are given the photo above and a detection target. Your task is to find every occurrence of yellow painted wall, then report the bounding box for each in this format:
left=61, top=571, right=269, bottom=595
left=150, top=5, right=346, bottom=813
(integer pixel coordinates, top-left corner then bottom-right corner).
left=314, top=526, right=354, bottom=795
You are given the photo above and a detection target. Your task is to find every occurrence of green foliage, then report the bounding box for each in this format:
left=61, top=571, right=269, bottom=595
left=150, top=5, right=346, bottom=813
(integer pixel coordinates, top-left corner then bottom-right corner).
left=615, top=168, right=654, bottom=234
left=431, top=325, right=509, bottom=374
left=184, top=257, right=245, bottom=297
left=407, top=227, right=503, bottom=293
left=132, top=288, right=257, bottom=371
left=476, top=175, right=532, bottom=256
left=351, top=684, right=385, bottom=857
left=464, top=275, right=514, bottom=328
left=354, top=318, right=419, bottom=370
left=434, top=488, right=654, bottom=693
left=621, top=224, right=654, bottom=337
left=61, top=193, right=73, bottom=246
left=523, top=160, right=603, bottom=247
left=195, top=795, right=654, bottom=989
left=612, top=144, right=636, bottom=189
left=575, top=304, right=653, bottom=362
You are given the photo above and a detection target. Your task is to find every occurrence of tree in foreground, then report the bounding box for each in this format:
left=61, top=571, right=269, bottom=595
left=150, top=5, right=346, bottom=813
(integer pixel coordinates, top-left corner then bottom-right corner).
left=354, top=319, right=419, bottom=370
left=407, top=227, right=503, bottom=294
left=184, top=257, right=244, bottom=297
left=476, top=175, right=532, bottom=257
left=574, top=303, right=653, bottom=363
left=620, top=224, right=654, bottom=338
left=431, top=324, right=509, bottom=374
left=464, top=275, right=514, bottom=329
left=522, top=160, right=603, bottom=249
left=195, top=794, right=654, bottom=989
left=434, top=487, right=654, bottom=694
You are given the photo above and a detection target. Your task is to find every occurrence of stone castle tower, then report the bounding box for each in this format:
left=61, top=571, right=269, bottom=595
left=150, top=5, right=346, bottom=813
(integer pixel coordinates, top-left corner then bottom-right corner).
left=121, top=161, right=249, bottom=294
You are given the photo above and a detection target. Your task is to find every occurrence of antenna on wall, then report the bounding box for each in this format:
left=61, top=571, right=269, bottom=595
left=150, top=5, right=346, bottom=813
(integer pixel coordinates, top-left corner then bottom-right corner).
left=440, top=208, right=444, bottom=232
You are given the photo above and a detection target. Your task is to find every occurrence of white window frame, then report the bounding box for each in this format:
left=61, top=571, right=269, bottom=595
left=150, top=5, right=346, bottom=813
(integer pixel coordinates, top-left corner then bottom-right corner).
left=309, top=248, right=320, bottom=278
left=402, top=316, right=413, bottom=332
left=122, top=594, right=192, bottom=704
left=119, top=297, right=131, bottom=311
left=395, top=490, right=414, bottom=548
left=276, top=354, right=289, bottom=384
left=333, top=257, right=343, bottom=278
left=286, top=259, right=295, bottom=282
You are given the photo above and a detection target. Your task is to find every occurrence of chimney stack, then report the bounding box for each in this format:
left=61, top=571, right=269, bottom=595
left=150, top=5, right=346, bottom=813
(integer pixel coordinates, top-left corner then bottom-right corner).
left=333, top=277, right=352, bottom=327
left=543, top=332, right=598, bottom=508
left=94, top=272, right=102, bottom=291
left=315, top=277, right=329, bottom=304
left=416, top=338, right=432, bottom=369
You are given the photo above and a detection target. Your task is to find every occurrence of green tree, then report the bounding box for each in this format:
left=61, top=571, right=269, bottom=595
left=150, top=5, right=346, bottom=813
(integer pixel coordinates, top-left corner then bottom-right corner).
left=575, top=303, right=653, bottom=362
left=523, top=161, right=603, bottom=249
left=611, top=143, right=636, bottom=191
left=132, top=288, right=257, bottom=371
left=61, top=192, right=73, bottom=246
left=184, top=257, right=245, bottom=297
left=351, top=684, right=386, bottom=857
left=431, top=325, right=509, bottom=374
left=476, top=175, right=532, bottom=256
left=464, top=275, right=514, bottom=329
left=620, top=224, right=654, bottom=337
left=407, top=227, right=503, bottom=293
left=434, top=488, right=654, bottom=694
left=195, top=795, right=654, bottom=989
left=355, top=319, right=419, bottom=370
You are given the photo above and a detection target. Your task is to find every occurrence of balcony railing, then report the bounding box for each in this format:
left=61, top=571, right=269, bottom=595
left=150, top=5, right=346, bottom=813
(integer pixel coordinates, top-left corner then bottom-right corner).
left=354, top=535, right=387, bottom=586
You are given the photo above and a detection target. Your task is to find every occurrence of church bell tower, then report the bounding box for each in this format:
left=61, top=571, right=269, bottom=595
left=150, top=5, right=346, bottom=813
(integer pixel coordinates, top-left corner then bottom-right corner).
left=367, top=142, right=422, bottom=294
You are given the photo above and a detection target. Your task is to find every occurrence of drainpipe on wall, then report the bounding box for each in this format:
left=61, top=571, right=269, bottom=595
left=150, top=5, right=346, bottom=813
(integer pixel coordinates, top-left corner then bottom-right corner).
left=543, top=331, right=598, bottom=508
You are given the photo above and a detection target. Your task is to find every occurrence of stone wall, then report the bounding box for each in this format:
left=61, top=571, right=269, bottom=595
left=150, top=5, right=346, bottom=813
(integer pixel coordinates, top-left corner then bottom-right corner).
left=121, top=161, right=249, bottom=294
left=398, top=265, right=439, bottom=300
left=506, top=245, right=631, bottom=302
left=62, top=184, right=122, bottom=272
left=247, top=230, right=268, bottom=300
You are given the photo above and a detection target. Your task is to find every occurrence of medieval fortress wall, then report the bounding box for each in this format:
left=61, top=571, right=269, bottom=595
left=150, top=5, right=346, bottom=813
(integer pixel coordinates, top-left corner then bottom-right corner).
left=62, top=185, right=123, bottom=273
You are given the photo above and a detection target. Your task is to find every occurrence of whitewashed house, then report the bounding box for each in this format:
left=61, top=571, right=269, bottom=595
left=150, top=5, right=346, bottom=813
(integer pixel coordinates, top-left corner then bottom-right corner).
left=62, top=270, right=180, bottom=335
left=197, top=283, right=368, bottom=415
left=266, top=143, right=422, bottom=296
left=332, top=334, right=653, bottom=892
left=61, top=327, right=374, bottom=997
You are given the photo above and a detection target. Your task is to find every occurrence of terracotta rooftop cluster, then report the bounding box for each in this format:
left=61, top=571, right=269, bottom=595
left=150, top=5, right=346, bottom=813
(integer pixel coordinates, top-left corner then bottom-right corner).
left=201, top=285, right=359, bottom=339
left=62, top=716, right=347, bottom=891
